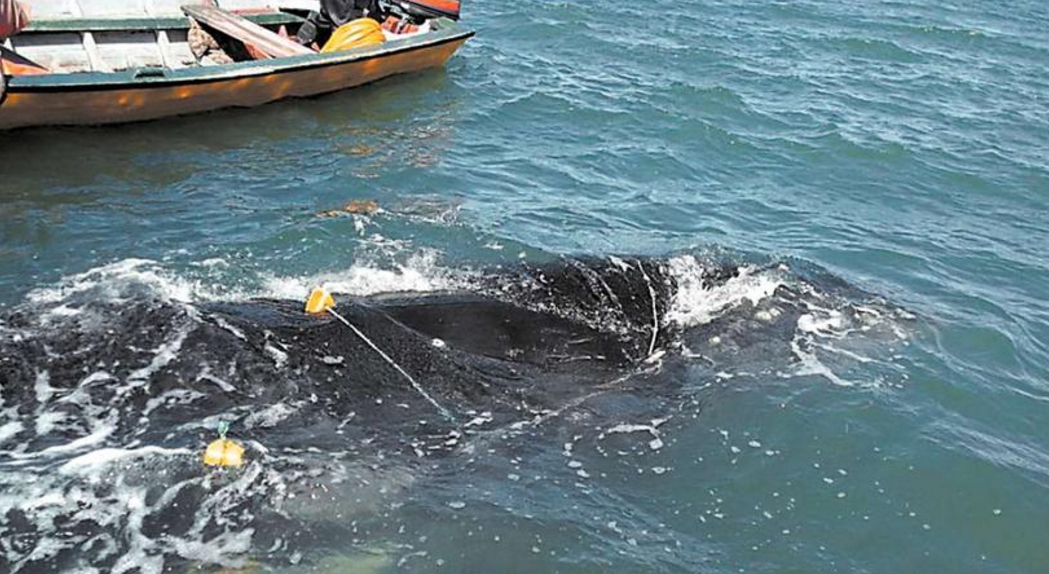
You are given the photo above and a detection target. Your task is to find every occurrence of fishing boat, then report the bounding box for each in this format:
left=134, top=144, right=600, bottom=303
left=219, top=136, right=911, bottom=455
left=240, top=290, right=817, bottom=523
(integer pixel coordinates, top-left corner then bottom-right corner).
left=0, top=0, right=473, bottom=130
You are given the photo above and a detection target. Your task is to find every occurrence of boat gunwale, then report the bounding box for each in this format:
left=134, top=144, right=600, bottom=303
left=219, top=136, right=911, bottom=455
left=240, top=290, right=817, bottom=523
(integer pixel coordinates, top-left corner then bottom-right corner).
left=7, top=20, right=474, bottom=94
left=21, top=12, right=306, bottom=33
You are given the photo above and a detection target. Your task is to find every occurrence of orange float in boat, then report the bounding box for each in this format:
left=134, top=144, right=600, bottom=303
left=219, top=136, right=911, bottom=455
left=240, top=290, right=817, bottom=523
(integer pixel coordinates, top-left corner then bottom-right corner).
left=321, top=18, right=386, bottom=53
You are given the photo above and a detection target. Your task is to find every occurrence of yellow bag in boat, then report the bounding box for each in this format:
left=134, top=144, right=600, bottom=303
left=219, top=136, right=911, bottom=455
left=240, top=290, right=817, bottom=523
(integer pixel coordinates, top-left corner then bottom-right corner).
left=320, top=18, right=386, bottom=53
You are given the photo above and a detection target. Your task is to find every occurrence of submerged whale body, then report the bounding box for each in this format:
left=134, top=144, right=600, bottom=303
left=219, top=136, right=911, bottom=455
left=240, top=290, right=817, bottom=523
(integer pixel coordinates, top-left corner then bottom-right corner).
left=0, top=255, right=900, bottom=573
left=0, top=257, right=727, bottom=439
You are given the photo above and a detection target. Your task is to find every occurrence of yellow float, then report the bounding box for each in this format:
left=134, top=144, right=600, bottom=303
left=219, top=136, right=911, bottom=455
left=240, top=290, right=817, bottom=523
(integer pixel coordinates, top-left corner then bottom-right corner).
left=203, top=421, right=246, bottom=468
left=321, top=18, right=386, bottom=53
left=305, top=287, right=336, bottom=314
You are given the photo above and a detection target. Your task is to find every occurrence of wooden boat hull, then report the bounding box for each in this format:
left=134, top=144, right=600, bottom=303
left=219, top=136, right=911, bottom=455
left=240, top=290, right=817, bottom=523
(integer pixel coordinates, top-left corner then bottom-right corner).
left=0, top=24, right=472, bottom=130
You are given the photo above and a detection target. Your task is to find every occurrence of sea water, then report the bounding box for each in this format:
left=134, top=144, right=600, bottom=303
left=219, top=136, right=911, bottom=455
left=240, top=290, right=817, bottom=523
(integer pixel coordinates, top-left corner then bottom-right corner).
left=0, top=0, right=1047, bottom=572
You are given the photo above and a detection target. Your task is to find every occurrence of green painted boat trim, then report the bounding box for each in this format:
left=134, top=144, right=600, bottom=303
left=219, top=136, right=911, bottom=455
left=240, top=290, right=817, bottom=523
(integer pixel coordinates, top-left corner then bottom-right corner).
left=23, top=12, right=306, bottom=33
left=8, top=20, right=473, bottom=93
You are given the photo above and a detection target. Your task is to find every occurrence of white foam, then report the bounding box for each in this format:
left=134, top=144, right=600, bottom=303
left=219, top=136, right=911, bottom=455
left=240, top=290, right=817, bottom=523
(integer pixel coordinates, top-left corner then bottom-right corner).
left=110, top=486, right=164, bottom=574
left=244, top=403, right=296, bottom=429
left=171, top=528, right=254, bottom=567
left=0, top=421, right=24, bottom=446
left=80, top=371, right=114, bottom=386
left=35, top=411, right=67, bottom=436
left=23, top=252, right=468, bottom=320
left=264, top=343, right=289, bottom=369
left=797, top=311, right=845, bottom=335
left=259, top=253, right=463, bottom=300
left=789, top=336, right=854, bottom=387
left=19, top=491, right=67, bottom=511
left=59, top=446, right=191, bottom=476
left=58, top=371, right=114, bottom=407
left=34, top=371, right=55, bottom=404
left=143, top=389, right=207, bottom=417
left=600, top=417, right=670, bottom=446
left=36, top=420, right=116, bottom=458
left=125, top=325, right=191, bottom=390
left=48, top=304, right=82, bottom=317
left=666, top=256, right=783, bottom=327
left=28, top=258, right=200, bottom=305
left=210, top=315, right=247, bottom=341
left=14, top=531, right=68, bottom=566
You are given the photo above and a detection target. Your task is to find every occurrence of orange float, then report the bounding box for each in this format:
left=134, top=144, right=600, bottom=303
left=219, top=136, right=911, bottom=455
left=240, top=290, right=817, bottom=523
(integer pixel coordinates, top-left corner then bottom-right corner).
left=321, top=18, right=386, bottom=53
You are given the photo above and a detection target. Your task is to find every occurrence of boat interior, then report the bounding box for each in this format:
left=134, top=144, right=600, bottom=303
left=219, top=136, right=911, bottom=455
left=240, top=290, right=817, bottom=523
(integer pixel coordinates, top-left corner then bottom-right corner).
left=2, top=0, right=450, bottom=76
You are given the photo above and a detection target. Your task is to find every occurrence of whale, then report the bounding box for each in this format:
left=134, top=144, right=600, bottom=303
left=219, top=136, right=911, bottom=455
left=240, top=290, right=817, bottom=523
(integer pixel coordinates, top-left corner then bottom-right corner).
left=0, top=254, right=902, bottom=573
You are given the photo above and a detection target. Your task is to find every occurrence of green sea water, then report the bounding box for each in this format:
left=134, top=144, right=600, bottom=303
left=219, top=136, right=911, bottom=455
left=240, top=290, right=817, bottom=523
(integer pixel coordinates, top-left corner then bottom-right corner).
left=1, top=0, right=1048, bottom=572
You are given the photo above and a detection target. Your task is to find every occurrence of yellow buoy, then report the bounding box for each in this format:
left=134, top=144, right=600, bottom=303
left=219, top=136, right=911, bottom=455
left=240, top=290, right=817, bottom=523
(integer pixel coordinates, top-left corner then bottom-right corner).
left=204, top=438, right=245, bottom=468
left=305, top=287, right=336, bottom=314
left=204, top=421, right=244, bottom=468
left=320, top=18, right=386, bottom=53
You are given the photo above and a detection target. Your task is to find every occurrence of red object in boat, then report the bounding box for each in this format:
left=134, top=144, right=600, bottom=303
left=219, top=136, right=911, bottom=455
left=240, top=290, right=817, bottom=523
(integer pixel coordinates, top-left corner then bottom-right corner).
left=398, top=0, right=460, bottom=20
left=0, top=0, right=30, bottom=39
left=381, top=15, right=419, bottom=34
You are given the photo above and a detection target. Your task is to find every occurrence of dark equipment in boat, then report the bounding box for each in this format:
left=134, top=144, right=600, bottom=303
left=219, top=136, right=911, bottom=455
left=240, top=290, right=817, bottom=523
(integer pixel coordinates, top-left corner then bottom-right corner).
left=296, top=0, right=461, bottom=46
left=296, top=0, right=386, bottom=46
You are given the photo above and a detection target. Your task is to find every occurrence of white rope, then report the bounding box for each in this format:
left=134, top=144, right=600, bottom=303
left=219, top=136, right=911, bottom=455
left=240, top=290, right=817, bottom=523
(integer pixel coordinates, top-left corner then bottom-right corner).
left=326, top=307, right=455, bottom=423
